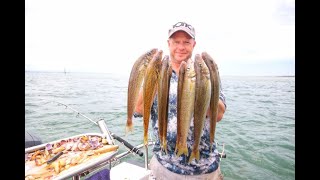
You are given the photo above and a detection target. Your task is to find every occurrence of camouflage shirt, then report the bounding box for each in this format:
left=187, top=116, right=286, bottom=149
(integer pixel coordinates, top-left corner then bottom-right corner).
left=150, top=70, right=227, bottom=175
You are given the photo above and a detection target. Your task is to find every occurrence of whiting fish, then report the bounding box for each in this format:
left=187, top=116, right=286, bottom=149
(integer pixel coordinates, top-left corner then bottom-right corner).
left=143, top=50, right=163, bottom=146
left=157, top=55, right=172, bottom=154
left=175, top=61, right=186, bottom=157
left=175, top=58, right=196, bottom=157
left=202, top=52, right=220, bottom=151
left=189, top=54, right=211, bottom=163
left=126, top=48, right=157, bottom=134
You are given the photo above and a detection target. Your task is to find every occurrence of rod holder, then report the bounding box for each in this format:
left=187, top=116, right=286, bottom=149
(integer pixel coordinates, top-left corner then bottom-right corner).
left=97, top=119, right=114, bottom=145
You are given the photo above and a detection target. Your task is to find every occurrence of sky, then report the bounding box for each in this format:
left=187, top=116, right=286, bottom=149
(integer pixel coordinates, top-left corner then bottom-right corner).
left=25, top=0, right=295, bottom=76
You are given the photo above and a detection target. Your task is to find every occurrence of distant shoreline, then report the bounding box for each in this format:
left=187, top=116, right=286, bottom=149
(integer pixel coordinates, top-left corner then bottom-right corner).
left=25, top=70, right=295, bottom=77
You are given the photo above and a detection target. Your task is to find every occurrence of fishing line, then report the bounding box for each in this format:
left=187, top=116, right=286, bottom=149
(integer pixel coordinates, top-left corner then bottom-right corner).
left=52, top=101, right=98, bottom=125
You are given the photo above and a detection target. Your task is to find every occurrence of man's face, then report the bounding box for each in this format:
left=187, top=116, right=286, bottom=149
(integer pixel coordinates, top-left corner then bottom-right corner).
left=167, top=31, right=196, bottom=63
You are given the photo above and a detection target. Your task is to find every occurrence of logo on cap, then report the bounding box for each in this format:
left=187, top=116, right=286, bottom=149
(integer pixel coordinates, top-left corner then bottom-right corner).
left=168, top=22, right=195, bottom=39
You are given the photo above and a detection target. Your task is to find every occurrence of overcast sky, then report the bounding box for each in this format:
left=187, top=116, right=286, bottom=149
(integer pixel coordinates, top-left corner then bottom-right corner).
left=25, top=0, right=295, bottom=76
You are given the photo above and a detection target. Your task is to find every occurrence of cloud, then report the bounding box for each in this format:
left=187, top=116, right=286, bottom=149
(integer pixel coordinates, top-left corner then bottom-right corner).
left=25, top=0, right=295, bottom=76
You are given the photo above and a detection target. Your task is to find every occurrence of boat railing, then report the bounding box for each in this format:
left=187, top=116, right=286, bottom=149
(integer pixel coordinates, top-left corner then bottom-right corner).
left=71, top=139, right=155, bottom=180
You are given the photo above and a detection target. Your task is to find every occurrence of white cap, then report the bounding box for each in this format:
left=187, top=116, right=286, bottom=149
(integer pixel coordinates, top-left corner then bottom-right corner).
left=168, top=22, right=195, bottom=39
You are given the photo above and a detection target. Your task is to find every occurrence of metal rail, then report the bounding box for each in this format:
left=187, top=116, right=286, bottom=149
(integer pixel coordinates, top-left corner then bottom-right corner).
left=73, top=141, right=155, bottom=179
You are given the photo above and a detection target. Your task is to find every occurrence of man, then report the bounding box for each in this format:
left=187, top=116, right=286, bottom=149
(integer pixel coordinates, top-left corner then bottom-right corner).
left=135, top=21, right=227, bottom=180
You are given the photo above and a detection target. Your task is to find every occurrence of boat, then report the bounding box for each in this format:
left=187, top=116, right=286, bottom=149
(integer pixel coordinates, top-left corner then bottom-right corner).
left=25, top=103, right=226, bottom=180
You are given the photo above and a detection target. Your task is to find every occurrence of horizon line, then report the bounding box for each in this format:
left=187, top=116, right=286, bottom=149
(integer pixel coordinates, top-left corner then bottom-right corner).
left=25, top=70, right=295, bottom=77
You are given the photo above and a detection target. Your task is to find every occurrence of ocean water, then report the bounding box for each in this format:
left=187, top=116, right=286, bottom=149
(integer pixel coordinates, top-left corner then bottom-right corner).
left=25, top=71, right=295, bottom=180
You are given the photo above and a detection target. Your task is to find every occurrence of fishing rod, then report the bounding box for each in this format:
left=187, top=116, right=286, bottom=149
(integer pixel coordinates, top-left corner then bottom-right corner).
left=52, top=101, right=144, bottom=157
left=54, top=101, right=98, bottom=125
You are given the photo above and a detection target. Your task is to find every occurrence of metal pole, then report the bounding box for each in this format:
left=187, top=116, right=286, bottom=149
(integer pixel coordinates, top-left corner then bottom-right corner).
left=145, top=144, right=148, bottom=170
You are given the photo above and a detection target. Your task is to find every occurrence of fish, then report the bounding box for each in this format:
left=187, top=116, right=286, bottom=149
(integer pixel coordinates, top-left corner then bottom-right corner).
left=126, top=48, right=158, bottom=134
left=189, top=54, right=211, bottom=163
left=143, top=50, right=163, bottom=146
left=202, top=52, right=220, bottom=151
left=175, top=58, right=196, bottom=157
left=157, top=55, right=172, bottom=154
left=175, top=61, right=186, bottom=157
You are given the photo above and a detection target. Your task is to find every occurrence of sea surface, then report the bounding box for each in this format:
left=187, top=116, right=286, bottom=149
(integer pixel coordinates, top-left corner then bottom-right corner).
left=25, top=71, right=295, bottom=180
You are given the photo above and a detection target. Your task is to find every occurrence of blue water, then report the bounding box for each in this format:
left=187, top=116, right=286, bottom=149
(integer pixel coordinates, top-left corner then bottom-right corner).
left=25, top=72, right=295, bottom=180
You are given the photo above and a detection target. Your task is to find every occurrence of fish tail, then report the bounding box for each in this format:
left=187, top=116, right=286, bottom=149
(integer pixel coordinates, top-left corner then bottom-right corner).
left=162, top=139, right=168, bottom=154
left=210, top=143, right=213, bottom=153
left=125, top=119, right=133, bottom=135
left=188, top=150, right=200, bottom=163
left=176, top=145, right=188, bottom=157
left=210, top=116, right=217, bottom=146
left=175, top=144, right=178, bottom=154
left=143, top=133, right=148, bottom=146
